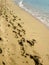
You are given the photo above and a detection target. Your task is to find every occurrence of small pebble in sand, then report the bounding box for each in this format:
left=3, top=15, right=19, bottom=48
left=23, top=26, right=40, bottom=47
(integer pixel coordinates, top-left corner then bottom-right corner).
left=2, top=61, right=5, bottom=65
left=12, top=30, right=17, bottom=33
left=31, top=39, right=36, bottom=46
left=0, top=48, right=2, bottom=54
left=26, top=39, right=36, bottom=46
left=24, top=55, right=27, bottom=58
left=26, top=40, right=33, bottom=46
left=0, top=37, right=3, bottom=41
left=21, top=37, right=25, bottom=42
left=13, top=15, right=17, bottom=18
left=26, top=61, right=28, bottom=63
left=13, top=18, right=16, bottom=21
left=22, top=29, right=26, bottom=34
left=13, top=26, right=16, bottom=30
left=8, top=24, right=11, bottom=27
left=26, top=53, right=29, bottom=56
left=2, top=54, right=4, bottom=56
left=5, top=15, right=8, bottom=17
left=19, top=18, right=21, bottom=21
left=32, top=39, right=36, bottom=43
left=18, top=23, right=22, bottom=28
left=5, top=15, right=8, bottom=21
left=18, top=40, right=23, bottom=46
left=0, top=12, right=2, bottom=16
left=18, top=32, right=22, bottom=37
left=9, top=20, right=14, bottom=26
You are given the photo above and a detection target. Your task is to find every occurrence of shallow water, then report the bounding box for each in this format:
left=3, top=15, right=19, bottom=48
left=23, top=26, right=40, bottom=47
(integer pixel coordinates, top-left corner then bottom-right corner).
left=14, top=0, right=49, bottom=28
left=23, top=0, right=49, bottom=12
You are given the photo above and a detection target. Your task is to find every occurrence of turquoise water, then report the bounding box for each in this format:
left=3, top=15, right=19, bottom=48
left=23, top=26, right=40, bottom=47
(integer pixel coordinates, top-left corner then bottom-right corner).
left=14, top=0, right=49, bottom=12
left=14, top=0, right=49, bottom=27
left=23, top=0, right=49, bottom=12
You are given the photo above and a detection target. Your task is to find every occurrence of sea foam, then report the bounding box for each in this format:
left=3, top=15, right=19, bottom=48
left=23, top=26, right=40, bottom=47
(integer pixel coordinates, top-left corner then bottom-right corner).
left=16, top=0, right=49, bottom=28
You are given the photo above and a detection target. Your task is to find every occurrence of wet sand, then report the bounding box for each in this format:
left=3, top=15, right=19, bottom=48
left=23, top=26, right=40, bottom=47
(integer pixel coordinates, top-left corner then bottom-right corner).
left=0, top=0, right=49, bottom=65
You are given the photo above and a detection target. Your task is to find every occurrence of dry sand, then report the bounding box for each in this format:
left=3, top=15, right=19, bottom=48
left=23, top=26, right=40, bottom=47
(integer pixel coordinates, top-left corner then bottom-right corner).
left=0, top=0, right=49, bottom=65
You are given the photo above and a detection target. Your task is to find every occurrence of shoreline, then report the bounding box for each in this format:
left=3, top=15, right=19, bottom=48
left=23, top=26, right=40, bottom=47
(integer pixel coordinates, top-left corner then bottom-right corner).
left=17, top=5, right=49, bottom=30
left=13, top=0, right=49, bottom=29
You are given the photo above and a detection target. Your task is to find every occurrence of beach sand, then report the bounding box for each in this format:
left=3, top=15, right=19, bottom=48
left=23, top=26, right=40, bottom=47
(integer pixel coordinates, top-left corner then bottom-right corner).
left=0, top=0, right=49, bottom=65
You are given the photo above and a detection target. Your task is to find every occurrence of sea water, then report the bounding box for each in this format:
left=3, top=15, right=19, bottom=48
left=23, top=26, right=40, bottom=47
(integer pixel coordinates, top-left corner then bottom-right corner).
left=14, top=0, right=49, bottom=28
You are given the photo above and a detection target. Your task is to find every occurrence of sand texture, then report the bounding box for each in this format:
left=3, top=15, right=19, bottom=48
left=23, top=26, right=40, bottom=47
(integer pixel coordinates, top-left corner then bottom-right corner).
left=0, top=0, right=49, bottom=65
